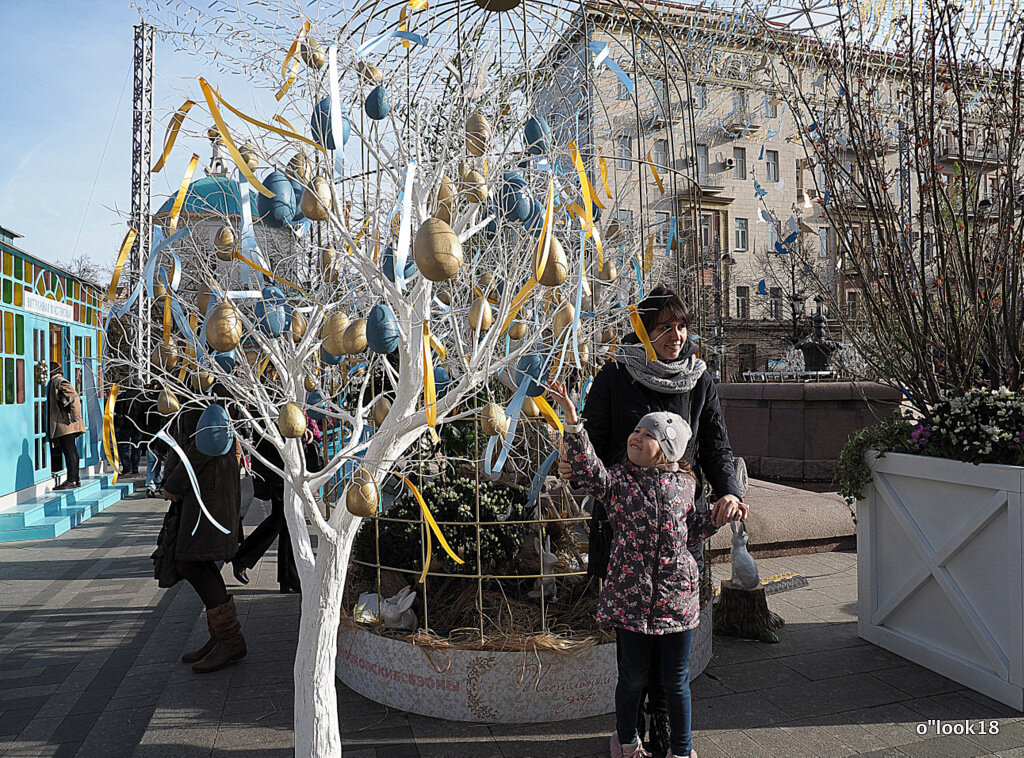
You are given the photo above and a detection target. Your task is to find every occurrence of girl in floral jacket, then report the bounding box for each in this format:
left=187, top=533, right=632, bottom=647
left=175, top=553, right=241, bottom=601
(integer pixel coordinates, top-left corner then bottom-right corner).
left=550, top=381, right=746, bottom=758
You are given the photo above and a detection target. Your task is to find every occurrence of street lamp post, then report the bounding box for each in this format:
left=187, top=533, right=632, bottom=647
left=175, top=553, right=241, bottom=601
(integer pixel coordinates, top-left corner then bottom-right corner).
left=712, top=250, right=737, bottom=381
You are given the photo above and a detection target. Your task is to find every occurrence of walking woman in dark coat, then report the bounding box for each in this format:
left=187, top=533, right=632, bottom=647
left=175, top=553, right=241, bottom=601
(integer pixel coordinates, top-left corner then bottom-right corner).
left=161, top=408, right=245, bottom=673
left=560, top=285, right=746, bottom=758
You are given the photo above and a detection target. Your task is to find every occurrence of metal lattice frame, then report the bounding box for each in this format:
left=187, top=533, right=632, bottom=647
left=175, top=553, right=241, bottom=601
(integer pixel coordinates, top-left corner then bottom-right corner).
left=131, top=22, right=155, bottom=383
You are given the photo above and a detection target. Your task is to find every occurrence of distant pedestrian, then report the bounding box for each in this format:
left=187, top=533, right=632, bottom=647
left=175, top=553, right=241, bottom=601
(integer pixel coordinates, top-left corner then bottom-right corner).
left=137, top=381, right=167, bottom=497
left=47, top=362, right=86, bottom=491
left=115, top=387, right=142, bottom=475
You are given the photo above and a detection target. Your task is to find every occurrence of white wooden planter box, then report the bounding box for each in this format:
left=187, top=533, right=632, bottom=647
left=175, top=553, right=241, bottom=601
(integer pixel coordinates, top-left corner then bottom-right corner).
left=857, top=451, right=1024, bottom=710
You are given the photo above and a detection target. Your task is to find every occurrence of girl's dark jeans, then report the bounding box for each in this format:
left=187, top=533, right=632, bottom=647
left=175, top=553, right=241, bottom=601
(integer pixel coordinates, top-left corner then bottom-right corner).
left=615, top=626, right=693, bottom=756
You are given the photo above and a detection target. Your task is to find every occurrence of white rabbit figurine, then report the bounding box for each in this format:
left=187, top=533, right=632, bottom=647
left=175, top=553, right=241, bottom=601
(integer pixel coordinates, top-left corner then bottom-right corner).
left=729, top=520, right=760, bottom=590
left=381, top=586, right=418, bottom=631
left=527, top=537, right=559, bottom=601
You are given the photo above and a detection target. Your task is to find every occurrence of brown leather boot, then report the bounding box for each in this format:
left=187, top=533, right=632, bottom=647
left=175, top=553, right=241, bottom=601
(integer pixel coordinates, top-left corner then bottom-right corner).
left=191, top=597, right=247, bottom=674
left=181, top=613, right=216, bottom=663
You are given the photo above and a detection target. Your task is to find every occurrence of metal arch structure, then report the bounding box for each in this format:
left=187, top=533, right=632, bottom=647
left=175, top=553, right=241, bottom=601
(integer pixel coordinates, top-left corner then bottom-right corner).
left=130, top=22, right=155, bottom=383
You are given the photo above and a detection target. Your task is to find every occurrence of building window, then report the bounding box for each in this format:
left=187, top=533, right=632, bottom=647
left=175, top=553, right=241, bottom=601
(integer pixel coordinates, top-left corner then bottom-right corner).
left=818, top=227, right=830, bottom=258
left=653, top=139, right=667, bottom=169
left=766, top=222, right=779, bottom=253
left=846, top=290, right=859, bottom=320
left=699, top=215, right=711, bottom=249
left=733, top=147, right=747, bottom=179
left=617, top=78, right=631, bottom=100
left=654, top=211, right=670, bottom=243
left=765, top=150, right=779, bottom=182
left=769, top=287, right=783, bottom=320
left=765, top=97, right=779, bottom=119
left=734, top=218, right=748, bottom=251
left=697, top=144, right=709, bottom=179
left=616, top=135, right=632, bottom=170
left=617, top=209, right=634, bottom=228
left=732, top=89, right=748, bottom=112
left=736, top=286, right=750, bottom=319
left=693, top=84, right=706, bottom=109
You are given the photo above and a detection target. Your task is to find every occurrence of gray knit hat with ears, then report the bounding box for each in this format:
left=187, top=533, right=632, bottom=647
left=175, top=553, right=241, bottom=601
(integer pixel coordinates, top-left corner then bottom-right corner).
left=637, top=412, right=692, bottom=463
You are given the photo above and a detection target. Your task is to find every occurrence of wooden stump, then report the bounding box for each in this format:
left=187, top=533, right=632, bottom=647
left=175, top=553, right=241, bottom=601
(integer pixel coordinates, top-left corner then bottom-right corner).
left=713, top=580, right=785, bottom=643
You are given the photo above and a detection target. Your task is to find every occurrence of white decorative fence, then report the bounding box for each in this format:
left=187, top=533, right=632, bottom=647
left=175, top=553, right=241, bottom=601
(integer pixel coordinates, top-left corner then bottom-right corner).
left=858, top=452, right=1024, bottom=710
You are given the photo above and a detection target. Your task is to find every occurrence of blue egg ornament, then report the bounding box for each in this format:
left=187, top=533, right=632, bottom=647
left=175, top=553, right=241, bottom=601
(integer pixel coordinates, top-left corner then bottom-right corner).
left=306, top=390, right=328, bottom=422
left=499, top=172, right=531, bottom=222
left=257, top=171, right=296, bottom=229
left=433, top=366, right=451, bottom=398
left=320, top=346, right=344, bottom=365
left=381, top=244, right=416, bottom=283
left=516, top=353, right=545, bottom=397
left=524, top=115, right=552, bottom=155
left=365, top=85, right=390, bottom=120
left=289, top=179, right=306, bottom=223
left=366, top=304, right=400, bottom=354
left=212, top=350, right=237, bottom=373
left=196, top=404, right=234, bottom=457
left=254, top=286, right=286, bottom=337
left=311, top=97, right=351, bottom=150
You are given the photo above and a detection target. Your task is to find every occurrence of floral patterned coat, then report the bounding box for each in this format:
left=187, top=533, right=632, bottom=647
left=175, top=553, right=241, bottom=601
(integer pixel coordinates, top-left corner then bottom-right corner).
left=564, top=428, right=717, bottom=635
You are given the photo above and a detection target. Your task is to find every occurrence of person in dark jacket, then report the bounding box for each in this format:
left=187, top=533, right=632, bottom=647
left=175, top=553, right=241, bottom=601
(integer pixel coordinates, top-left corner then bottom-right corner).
left=137, top=381, right=168, bottom=497
left=161, top=407, right=245, bottom=674
left=560, top=285, right=746, bottom=758
left=115, top=387, right=142, bottom=475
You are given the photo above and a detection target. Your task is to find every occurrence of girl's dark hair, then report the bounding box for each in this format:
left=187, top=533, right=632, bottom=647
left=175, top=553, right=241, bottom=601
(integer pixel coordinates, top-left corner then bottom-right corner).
left=637, top=285, right=692, bottom=335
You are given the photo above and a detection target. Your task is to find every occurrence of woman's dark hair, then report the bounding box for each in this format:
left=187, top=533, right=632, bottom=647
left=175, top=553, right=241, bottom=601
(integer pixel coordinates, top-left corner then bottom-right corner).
left=637, top=285, right=692, bottom=335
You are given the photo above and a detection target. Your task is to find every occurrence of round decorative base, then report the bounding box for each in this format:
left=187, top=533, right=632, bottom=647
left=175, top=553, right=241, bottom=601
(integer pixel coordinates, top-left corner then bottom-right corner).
left=336, top=607, right=712, bottom=722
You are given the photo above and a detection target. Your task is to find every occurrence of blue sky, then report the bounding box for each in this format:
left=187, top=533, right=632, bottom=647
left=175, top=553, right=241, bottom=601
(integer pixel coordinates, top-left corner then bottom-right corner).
left=0, top=2, right=255, bottom=274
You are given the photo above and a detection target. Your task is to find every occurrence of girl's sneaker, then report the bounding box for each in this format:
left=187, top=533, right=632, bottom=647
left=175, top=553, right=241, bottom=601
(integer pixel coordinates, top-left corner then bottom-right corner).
left=610, top=732, right=652, bottom=757
left=670, top=752, right=697, bottom=758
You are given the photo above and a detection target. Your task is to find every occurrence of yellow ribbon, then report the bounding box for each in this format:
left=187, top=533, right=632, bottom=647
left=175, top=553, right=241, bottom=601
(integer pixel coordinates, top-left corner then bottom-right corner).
left=168, top=154, right=200, bottom=234
left=628, top=305, right=658, bottom=362
left=429, top=334, right=447, bottom=360
left=399, top=1, right=428, bottom=47
left=162, top=293, right=172, bottom=346
left=102, top=385, right=121, bottom=485
left=599, top=150, right=613, bottom=199
left=647, top=152, right=665, bottom=194
left=644, top=234, right=654, bottom=273
left=199, top=78, right=275, bottom=198
left=569, top=141, right=593, bottom=233
left=275, top=21, right=310, bottom=101
left=106, top=228, right=138, bottom=303
left=535, top=177, right=555, bottom=281
left=152, top=99, right=196, bottom=173
left=399, top=475, right=463, bottom=584
left=233, top=249, right=317, bottom=302
left=273, top=113, right=300, bottom=135
left=534, top=396, right=564, bottom=435
left=499, top=278, right=539, bottom=334
left=422, top=323, right=437, bottom=429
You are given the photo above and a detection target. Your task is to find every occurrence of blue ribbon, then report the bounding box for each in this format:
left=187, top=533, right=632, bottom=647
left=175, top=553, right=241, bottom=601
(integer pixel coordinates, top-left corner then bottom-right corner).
left=665, top=217, right=676, bottom=257
left=355, top=29, right=427, bottom=57
left=523, top=449, right=561, bottom=515
left=588, top=41, right=633, bottom=95
left=482, top=376, right=531, bottom=482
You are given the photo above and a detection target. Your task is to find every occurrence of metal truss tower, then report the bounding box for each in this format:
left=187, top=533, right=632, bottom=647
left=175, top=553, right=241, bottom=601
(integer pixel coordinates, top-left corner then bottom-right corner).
left=131, top=22, right=154, bottom=381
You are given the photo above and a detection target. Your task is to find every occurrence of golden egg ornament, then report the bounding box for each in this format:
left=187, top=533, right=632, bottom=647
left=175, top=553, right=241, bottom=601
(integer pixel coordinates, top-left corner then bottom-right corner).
left=213, top=225, right=236, bottom=262
left=157, top=388, right=180, bottom=415
left=356, top=60, right=383, bottom=85
left=197, top=281, right=214, bottom=315
left=465, top=113, right=491, bottom=157
left=602, top=327, right=617, bottom=343
left=553, top=302, right=575, bottom=335
left=207, top=302, right=243, bottom=353
left=481, top=402, right=509, bottom=437
left=153, top=278, right=167, bottom=300
left=372, top=397, right=391, bottom=426
left=538, top=236, right=568, bottom=286
left=194, top=370, right=215, bottom=393
left=468, top=296, right=493, bottom=331
left=414, top=217, right=463, bottom=282
left=287, top=151, right=309, bottom=181
left=605, top=218, right=622, bottom=241
left=432, top=176, right=456, bottom=224
left=436, top=288, right=452, bottom=306
left=289, top=310, right=307, bottom=343
left=321, top=312, right=350, bottom=356
left=301, top=37, right=326, bottom=69
left=303, top=373, right=317, bottom=393
left=460, top=168, right=488, bottom=203
left=301, top=176, right=333, bottom=222
left=345, top=468, right=379, bottom=517
left=597, top=260, right=618, bottom=282
left=521, top=396, right=540, bottom=418
left=277, top=402, right=307, bottom=438
left=239, top=143, right=259, bottom=170
left=508, top=322, right=527, bottom=340
left=342, top=318, right=368, bottom=354
left=320, top=245, right=338, bottom=283
left=152, top=342, right=179, bottom=371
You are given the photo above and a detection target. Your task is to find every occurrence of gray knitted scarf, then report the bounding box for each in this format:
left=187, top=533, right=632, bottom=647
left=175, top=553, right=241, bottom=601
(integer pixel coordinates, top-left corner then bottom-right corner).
left=616, top=342, right=707, bottom=394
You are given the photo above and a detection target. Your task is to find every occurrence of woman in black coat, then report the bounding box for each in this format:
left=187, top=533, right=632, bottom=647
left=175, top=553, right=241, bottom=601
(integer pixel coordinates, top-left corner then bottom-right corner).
left=560, top=285, right=746, bottom=758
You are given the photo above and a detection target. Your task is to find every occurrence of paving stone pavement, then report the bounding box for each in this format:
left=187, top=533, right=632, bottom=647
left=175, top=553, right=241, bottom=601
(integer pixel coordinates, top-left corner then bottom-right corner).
left=2, top=481, right=1023, bottom=757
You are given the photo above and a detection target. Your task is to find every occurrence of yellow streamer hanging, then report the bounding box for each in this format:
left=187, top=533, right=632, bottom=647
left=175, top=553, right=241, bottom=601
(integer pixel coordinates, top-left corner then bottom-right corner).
left=647, top=152, right=665, bottom=194
left=628, top=305, right=658, bottom=362
left=499, top=278, right=539, bottom=334
left=534, top=396, right=564, bottom=436
left=275, top=21, right=310, bottom=101
left=422, top=323, right=437, bottom=429
left=162, top=293, right=172, bottom=346
left=399, top=475, right=464, bottom=584
left=644, top=234, right=654, bottom=273
left=273, top=114, right=300, bottom=135
left=535, top=177, right=555, bottom=281
left=599, top=151, right=613, bottom=199
left=152, top=99, right=196, bottom=173
left=199, top=78, right=275, bottom=198
left=106, top=228, right=138, bottom=303
left=102, top=385, right=121, bottom=485
left=168, top=154, right=200, bottom=234
left=233, top=249, right=317, bottom=303
left=429, top=334, right=447, bottom=361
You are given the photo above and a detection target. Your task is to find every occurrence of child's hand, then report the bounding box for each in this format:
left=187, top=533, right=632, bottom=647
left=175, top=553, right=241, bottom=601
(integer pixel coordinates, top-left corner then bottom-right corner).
left=547, top=381, right=578, bottom=425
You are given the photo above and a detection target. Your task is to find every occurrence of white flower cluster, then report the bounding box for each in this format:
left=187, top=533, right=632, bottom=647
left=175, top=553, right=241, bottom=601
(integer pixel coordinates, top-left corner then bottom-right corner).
left=924, top=387, right=1024, bottom=462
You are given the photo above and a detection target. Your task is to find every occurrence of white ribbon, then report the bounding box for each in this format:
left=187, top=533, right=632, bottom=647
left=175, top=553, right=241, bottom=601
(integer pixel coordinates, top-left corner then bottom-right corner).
left=154, top=430, right=231, bottom=536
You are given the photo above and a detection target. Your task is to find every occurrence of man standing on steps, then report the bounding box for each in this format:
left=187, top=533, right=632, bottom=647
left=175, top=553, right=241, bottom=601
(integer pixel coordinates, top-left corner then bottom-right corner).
left=47, top=362, right=86, bottom=491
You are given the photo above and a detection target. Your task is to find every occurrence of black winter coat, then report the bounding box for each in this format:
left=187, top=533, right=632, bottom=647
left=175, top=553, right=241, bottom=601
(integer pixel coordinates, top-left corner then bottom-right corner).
left=162, top=441, right=241, bottom=562
left=581, top=338, right=741, bottom=577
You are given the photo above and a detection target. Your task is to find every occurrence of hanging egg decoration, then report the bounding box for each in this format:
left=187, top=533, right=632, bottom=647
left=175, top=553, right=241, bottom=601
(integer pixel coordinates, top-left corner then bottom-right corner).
left=481, top=403, right=510, bottom=437
left=356, top=60, right=383, bottom=85
left=197, top=281, right=216, bottom=315
left=553, top=301, right=576, bottom=335
left=303, top=373, right=317, bottom=393
left=459, top=168, right=488, bottom=203
left=414, top=218, right=463, bottom=282
left=345, top=467, right=379, bottom=517
left=605, top=217, right=622, bottom=241
left=213, top=225, right=236, bottom=262
left=287, top=151, right=309, bottom=181
left=320, top=346, right=344, bottom=365
left=342, top=318, right=368, bottom=354
left=207, top=301, right=243, bottom=352
left=301, top=37, right=326, bottom=69
left=254, top=286, right=286, bottom=337
left=521, top=396, right=540, bottom=418
left=194, top=370, right=215, bottom=393
left=301, top=176, right=333, bottom=222
left=213, top=350, right=237, bottom=373
left=238, top=143, right=259, bottom=170
left=465, top=112, right=491, bottom=156
left=306, top=390, right=328, bottom=423
left=524, top=196, right=545, bottom=235
left=516, top=353, right=545, bottom=397
left=372, top=396, right=391, bottom=426
left=287, top=309, right=307, bottom=343
left=289, top=178, right=306, bottom=224
left=311, top=97, right=350, bottom=150
left=468, top=296, right=493, bottom=331
left=320, top=245, right=339, bottom=283
left=538, top=236, right=569, bottom=286
left=321, top=312, right=350, bottom=356
left=257, top=171, right=296, bottom=229
left=499, top=172, right=531, bottom=222
left=433, top=366, right=451, bottom=397
left=365, top=85, right=390, bottom=120
left=152, top=342, right=179, bottom=371
left=524, top=115, right=552, bottom=155
left=508, top=321, right=527, bottom=341
left=366, top=304, right=400, bottom=354
left=381, top=244, right=416, bottom=283
left=601, top=327, right=617, bottom=343
left=196, top=404, right=234, bottom=457
left=277, top=402, right=307, bottom=438
left=157, top=387, right=180, bottom=415
left=597, top=260, right=618, bottom=282
left=432, top=175, right=456, bottom=224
